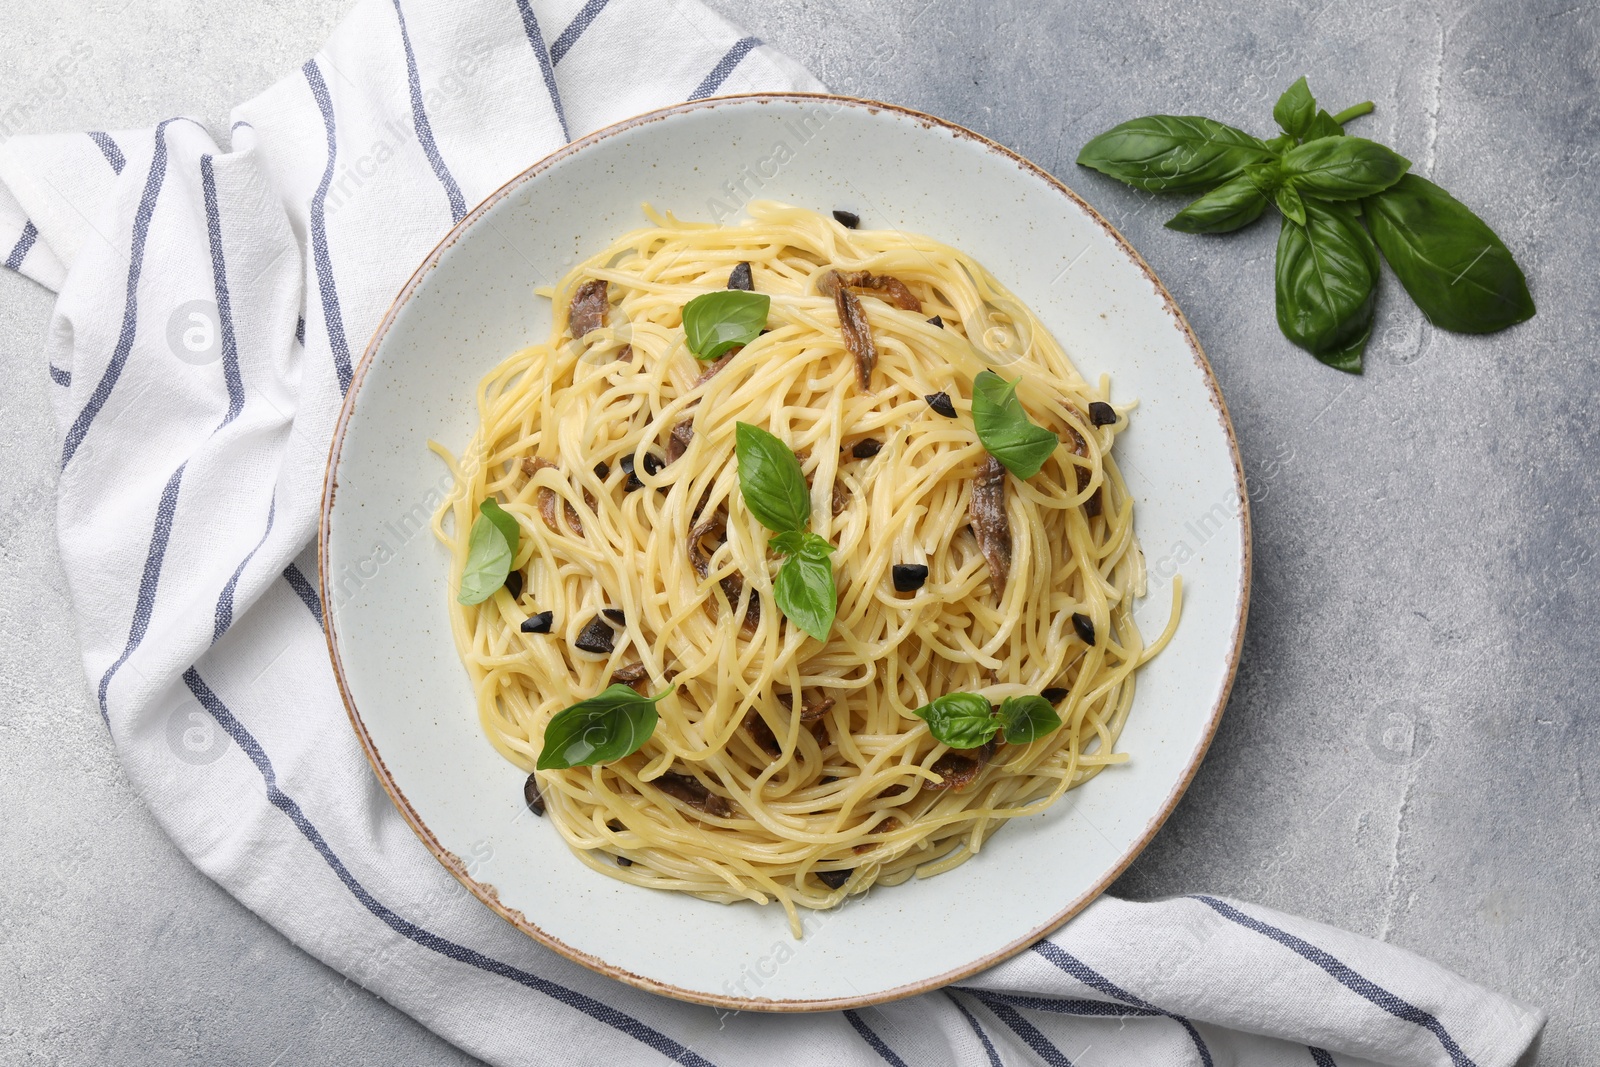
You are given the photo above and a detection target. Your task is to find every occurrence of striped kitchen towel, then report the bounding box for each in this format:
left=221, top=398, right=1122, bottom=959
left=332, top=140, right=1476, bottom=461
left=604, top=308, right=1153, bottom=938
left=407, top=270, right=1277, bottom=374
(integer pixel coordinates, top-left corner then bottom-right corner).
left=0, top=0, right=1544, bottom=1063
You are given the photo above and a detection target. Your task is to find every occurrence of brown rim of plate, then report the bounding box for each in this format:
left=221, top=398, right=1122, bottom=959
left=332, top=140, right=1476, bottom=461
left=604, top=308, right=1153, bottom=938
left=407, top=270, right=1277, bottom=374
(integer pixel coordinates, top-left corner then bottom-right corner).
left=318, top=91, right=1252, bottom=1013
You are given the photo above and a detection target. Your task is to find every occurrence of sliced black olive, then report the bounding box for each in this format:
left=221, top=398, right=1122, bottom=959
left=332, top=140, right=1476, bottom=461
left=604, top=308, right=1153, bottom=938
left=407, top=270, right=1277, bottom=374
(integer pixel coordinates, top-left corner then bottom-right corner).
left=927, top=314, right=944, bottom=329
left=851, top=438, right=883, bottom=459
left=925, top=392, right=957, bottom=418
left=891, top=564, right=928, bottom=592
left=1071, top=613, right=1096, bottom=645
left=727, top=261, right=754, bottom=291
left=816, top=868, right=852, bottom=889
left=503, top=571, right=523, bottom=599
left=1041, top=687, right=1070, bottom=704
left=593, top=460, right=610, bottom=480
left=616, top=855, right=634, bottom=867
left=523, top=773, right=545, bottom=815
left=520, top=610, right=554, bottom=634
left=603, top=607, right=626, bottom=625
left=575, top=616, right=616, bottom=654
left=832, top=209, right=860, bottom=229
left=620, top=454, right=642, bottom=492
left=641, top=452, right=663, bottom=477
left=1088, top=401, right=1117, bottom=426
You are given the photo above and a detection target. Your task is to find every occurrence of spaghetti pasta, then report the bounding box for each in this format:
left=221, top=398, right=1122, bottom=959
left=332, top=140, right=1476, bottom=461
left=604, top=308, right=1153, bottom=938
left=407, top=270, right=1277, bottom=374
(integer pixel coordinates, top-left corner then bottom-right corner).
left=431, top=202, right=1177, bottom=935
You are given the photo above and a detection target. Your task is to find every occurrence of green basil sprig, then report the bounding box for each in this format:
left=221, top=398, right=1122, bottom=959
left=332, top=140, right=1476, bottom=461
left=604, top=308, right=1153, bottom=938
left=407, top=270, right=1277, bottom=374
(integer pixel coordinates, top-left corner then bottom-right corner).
left=1077, top=76, right=1534, bottom=373
left=770, top=530, right=838, bottom=641
left=971, top=370, right=1059, bottom=479
left=734, top=422, right=837, bottom=640
left=682, top=290, right=770, bottom=360
left=457, top=499, right=519, bottom=605
left=913, top=692, right=1064, bottom=749
left=536, top=684, right=667, bottom=769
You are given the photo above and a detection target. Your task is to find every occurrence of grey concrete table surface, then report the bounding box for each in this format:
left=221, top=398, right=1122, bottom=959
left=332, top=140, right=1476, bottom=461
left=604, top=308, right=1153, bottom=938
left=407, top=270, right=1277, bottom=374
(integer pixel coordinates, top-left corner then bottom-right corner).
left=1, top=1, right=1593, bottom=1063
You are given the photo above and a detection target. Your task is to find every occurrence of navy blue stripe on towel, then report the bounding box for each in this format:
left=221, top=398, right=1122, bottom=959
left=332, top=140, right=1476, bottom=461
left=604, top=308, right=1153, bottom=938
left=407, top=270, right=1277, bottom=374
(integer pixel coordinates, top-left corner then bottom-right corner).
left=49, top=365, right=72, bottom=387
left=199, top=155, right=245, bottom=426
left=181, top=667, right=717, bottom=1067
left=1191, top=896, right=1477, bottom=1067
left=688, top=37, right=761, bottom=101
left=302, top=60, right=355, bottom=395
left=282, top=563, right=323, bottom=625
left=97, top=462, right=187, bottom=719
left=88, top=131, right=127, bottom=174
left=514, top=0, right=569, bottom=141
left=391, top=0, right=469, bottom=221
left=61, top=118, right=178, bottom=468
left=961, top=988, right=1161, bottom=1019
left=550, top=0, right=609, bottom=65
left=944, top=992, right=1004, bottom=1067
left=214, top=497, right=276, bottom=643
left=1310, top=1049, right=1337, bottom=1067
left=5, top=221, right=38, bottom=270
left=843, top=1011, right=910, bottom=1067
left=980, top=999, right=1074, bottom=1067
left=1032, top=940, right=1213, bottom=1066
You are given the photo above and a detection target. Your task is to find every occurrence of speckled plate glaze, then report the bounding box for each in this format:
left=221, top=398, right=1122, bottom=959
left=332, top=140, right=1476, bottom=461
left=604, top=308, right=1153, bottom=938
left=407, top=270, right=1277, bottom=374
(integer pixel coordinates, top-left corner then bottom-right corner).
left=320, top=94, right=1250, bottom=1011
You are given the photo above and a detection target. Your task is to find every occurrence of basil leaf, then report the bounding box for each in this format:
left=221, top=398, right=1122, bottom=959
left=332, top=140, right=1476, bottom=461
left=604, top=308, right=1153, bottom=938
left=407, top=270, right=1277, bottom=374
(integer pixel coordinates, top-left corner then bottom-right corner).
left=769, top=529, right=808, bottom=557
left=913, top=693, right=999, bottom=750
left=1275, top=201, right=1380, bottom=373
left=1275, top=183, right=1308, bottom=226
left=1273, top=76, right=1317, bottom=140
left=971, top=370, right=1059, bottom=479
left=995, top=695, right=1062, bottom=745
left=1166, top=171, right=1272, bottom=234
left=1364, top=174, right=1535, bottom=333
left=535, top=684, right=667, bottom=769
left=735, top=422, right=811, bottom=534
left=456, top=499, right=519, bottom=605
left=682, top=290, right=771, bottom=361
left=1280, top=136, right=1409, bottom=201
left=773, top=534, right=836, bottom=641
left=1076, top=115, right=1276, bottom=193
left=482, top=498, right=518, bottom=551
left=1302, top=108, right=1345, bottom=142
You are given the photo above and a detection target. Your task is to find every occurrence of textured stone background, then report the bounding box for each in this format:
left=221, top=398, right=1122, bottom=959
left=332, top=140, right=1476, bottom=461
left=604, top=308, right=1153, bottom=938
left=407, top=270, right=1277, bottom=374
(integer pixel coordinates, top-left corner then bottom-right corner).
left=1, top=0, right=1594, bottom=1063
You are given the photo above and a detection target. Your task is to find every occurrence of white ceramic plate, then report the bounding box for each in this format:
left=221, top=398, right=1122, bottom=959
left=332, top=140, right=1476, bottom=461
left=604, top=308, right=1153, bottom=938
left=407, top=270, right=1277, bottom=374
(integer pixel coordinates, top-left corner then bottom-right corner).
left=321, top=94, right=1249, bottom=1011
